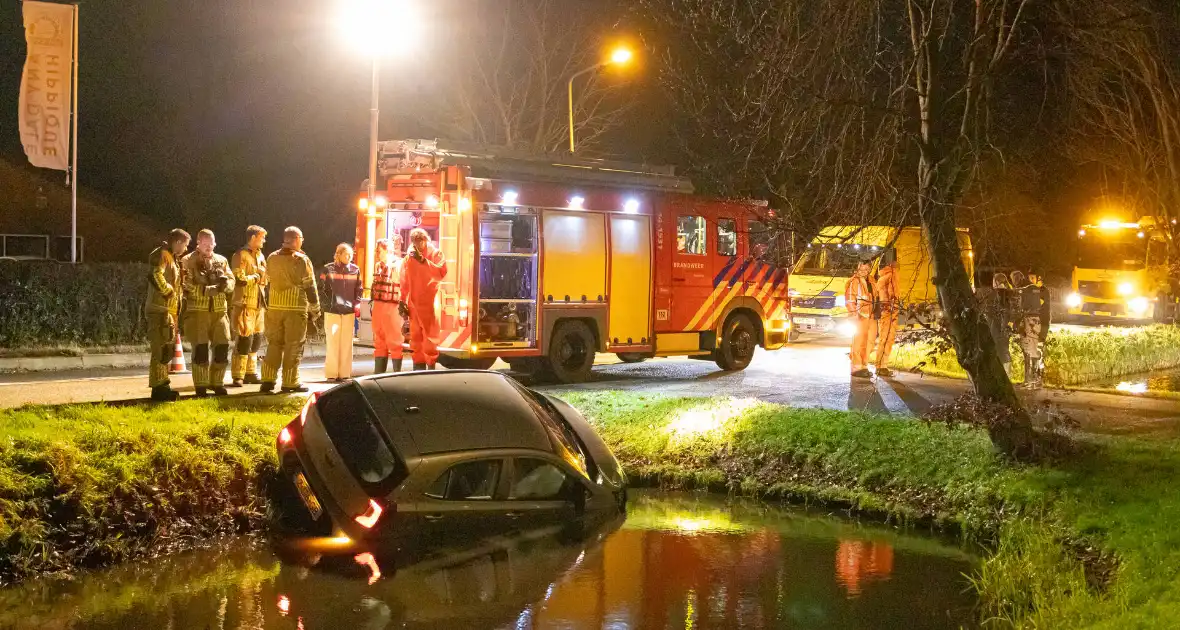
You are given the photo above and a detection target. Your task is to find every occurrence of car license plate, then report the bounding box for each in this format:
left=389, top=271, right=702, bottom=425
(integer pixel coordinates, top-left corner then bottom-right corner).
left=293, top=472, right=323, bottom=520
left=796, top=317, right=816, bottom=326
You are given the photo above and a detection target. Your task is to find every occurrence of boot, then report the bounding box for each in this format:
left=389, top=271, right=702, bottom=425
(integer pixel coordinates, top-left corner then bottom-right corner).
left=212, top=386, right=229, bottom=396
left=374, top=357, right=388, bottom=375
left=389, top=358, right=402, bottom=373
left=259, top=382, right=276, bottom=394
left=413, top=362, right=428, bottom=371
left=150, top=385, right=180, bottom=402
left=282, top=384, right=310, bottom=393
left=195, top=387, right=209, bottom=398
left=1022, top=358, right=1035, bottom=389
left=243, top=373, right=261, bottom=385
left=228, top=379, right=243, bottom=388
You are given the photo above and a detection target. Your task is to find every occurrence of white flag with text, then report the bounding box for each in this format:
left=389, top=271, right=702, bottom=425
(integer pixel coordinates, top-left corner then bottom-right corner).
left=19, top=1, right=75, bottom=171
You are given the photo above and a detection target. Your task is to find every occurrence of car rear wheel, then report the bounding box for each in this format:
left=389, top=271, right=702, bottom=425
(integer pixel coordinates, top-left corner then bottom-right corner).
left=715, top=314, right=757, bottom=371
left=437, top=355, right=497, bottom=370
left=616, top=352, right=647, bottom=363
left=545, top=320, right=596, bottom=383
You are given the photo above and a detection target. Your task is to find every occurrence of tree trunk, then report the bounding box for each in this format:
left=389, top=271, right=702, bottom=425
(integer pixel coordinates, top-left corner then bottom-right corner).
left=917, top=162, right=1037, bottom=459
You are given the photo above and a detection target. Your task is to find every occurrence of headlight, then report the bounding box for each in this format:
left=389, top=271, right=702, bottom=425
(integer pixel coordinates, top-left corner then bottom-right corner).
left=834, top=295, right=847, bottom=308
left=838, top=321, right=858, bottom=337
left=1128, top=297, right=1150, bottom=314
left=1118, top=282, right=1134, bottom=296
left=1066, top=293, right=1082, bottom=308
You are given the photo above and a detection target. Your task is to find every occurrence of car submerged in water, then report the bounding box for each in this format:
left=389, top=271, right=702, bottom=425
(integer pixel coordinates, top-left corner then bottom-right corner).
left=274, top=370, right=627, bottom=547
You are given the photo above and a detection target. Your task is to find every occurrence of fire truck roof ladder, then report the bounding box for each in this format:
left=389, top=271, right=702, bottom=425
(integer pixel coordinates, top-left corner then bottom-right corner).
left=377, top=139, right=695, bottom=194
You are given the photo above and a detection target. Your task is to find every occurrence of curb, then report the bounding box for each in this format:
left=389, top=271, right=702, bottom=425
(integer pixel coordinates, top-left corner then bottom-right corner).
left=0, top=343, right=370, bottom=373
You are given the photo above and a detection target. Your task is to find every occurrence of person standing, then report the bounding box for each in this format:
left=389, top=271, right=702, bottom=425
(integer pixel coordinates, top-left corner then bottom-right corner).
left=1011, top=270, right=1045, bottom=389
left=978, top=272, right=1015, bottom=376
left=403, top=228, right=448, bottom=370
left=873, top=257, right=901, bottom=377
left=180, top=229, right=235, bottom=397
left=371, top=236, right=407, bottom=373
left=319, top=243, right=363, bottom=382
left=844, top=260, right=877, bottom=378
left=229, top=225, right=268, bottom=387
left=261, top=226, right=320, bottom=393
left=146, top=229, right=190, bottom=401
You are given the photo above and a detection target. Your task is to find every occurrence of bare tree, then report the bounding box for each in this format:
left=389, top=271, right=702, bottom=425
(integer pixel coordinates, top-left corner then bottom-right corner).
left=640, top=0, right=1041, bottom=456
left=424, top=0, right=631, bottom=155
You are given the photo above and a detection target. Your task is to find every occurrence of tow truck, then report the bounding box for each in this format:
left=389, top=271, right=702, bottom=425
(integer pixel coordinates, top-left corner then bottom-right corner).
left=351, top=139, right=791, bottom=383
left=1066, top=217, right=1176, bottom=322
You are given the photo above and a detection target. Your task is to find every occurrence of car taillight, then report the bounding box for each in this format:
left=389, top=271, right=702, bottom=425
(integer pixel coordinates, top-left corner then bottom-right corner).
left=299, top=392, right=319, bottom=426
left=355, top=499, right=383, bottom=528
left=278, top=427, right=292, bottom=445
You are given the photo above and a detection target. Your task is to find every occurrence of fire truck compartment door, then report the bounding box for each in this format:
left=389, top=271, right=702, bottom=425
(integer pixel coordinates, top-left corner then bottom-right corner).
left=542, top=210, right=607, bottom=303
left=608, top=215, right=652, bottom=345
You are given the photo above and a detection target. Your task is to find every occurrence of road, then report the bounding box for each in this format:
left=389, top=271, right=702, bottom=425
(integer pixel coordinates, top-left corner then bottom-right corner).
left=2, top=339, right=1178, bottom=437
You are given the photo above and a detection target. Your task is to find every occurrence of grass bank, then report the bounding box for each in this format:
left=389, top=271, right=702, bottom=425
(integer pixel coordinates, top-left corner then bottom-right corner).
left=564, top=391, right=1180, bottom=628
left=0, top=397, right=299, bottom=584
left=890, top=324, right=1180, bottom=386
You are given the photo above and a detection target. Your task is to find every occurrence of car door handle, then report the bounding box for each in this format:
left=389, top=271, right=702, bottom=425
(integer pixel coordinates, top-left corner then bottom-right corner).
left=424, top=513, right=445, bottom=522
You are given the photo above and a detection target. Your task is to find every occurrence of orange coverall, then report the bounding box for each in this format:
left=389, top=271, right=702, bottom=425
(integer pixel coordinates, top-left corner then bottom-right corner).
left=874, top=264, right=901, bottom=370
left=371, top=258, right=406, bottom=363
left=845, top=274, right=876, bottom=373
left=403, top=245, right=448, bottom=367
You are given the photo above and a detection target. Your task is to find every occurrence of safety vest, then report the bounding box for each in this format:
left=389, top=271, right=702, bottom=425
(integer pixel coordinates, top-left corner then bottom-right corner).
left=372, top=258, right=403, bottom=303
left=844, top=275, right=874, bottom=319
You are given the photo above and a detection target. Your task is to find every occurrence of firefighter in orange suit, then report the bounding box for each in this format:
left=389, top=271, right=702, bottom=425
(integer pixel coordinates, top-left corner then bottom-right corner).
left=845, top=260, right=876, bottom=378
left=260, top=226, right=320, bottom=393
left=371, top=236, right=406, bottom=373
left=229, top=225, right=268, bottom=387
left=873, top=257, right=901, bottom=377
left=146, top=229, right=190, bottom=402
left=403, top=228, right=447, bottom=370
left=180, top=229, right=235, bottom=397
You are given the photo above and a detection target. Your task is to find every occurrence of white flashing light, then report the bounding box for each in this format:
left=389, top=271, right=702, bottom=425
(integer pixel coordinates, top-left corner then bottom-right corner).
left=1078, top=229, right=1087, bottom=237
left=501, top=190, right=519, bottom=204
left=425, top=195, right=439, bottom=209
left=837, top=321, right=857, bottom=337
left=1066, top=292, right=1082, bottom=308
left=1138, top=231, right=1146, bottom=238
left=1099, top=220, right=1121, bottom=229
left=623, top=198, right=641, bottom=214
left=374, top=195, right=388, bottom=208
left=569, top=196, right=585, bottom=210
left=1118, top=282, right=1134, bottom=296
left=1129, top=296, right=1150, bottom=315
left=458, top=197, right=472, bottom=212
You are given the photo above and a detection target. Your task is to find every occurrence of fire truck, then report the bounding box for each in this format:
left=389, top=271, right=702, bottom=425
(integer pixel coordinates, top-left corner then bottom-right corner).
left=352, top=139, right=791, bottom=383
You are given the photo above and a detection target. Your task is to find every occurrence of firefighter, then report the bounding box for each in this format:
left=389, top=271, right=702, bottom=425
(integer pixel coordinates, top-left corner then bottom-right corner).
left=261, top=226, right=320, bottom=393
left=229, top=225, right=268, bottom=387
left=319, top=243, right=363, bottom=381
left=873, top=257, right=901, bottom=378
left=403, top=228, right=447, bottom=370
left=180, top=229, right=235, bottom=397
left=845, top=259, right=877, bottom=378
left=146, top=228, right=190, bottom=401
left=370, top=236, right=406, bottom=373
left=977, top=272, right=1015, bottom=376
left=1011, top=270, right=1046, bottom=389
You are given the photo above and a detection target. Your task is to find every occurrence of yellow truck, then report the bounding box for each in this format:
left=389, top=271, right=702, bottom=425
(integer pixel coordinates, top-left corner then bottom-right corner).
left=787, top=225, right=974, bottom=340
left=1066, top=218, right=1175, bottom=322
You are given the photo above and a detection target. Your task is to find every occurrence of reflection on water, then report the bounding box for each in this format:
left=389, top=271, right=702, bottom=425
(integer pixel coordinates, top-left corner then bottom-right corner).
left=0, top=491, right=979, bottom=630
left=1100, top=368, right=1180, bottom=394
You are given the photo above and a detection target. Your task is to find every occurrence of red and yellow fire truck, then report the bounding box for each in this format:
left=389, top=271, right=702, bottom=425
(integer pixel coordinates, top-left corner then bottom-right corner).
left=353, top=139, right=791, bottom=383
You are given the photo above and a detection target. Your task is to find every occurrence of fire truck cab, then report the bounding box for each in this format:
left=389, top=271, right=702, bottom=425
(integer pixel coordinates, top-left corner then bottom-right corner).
left=354, top=140, right=791, bottom=383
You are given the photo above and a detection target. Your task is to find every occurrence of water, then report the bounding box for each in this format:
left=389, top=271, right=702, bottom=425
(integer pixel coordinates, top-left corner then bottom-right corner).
left=0, top=491, right=980, bottom=630
left=1097, top=368, right=1180, bottom=394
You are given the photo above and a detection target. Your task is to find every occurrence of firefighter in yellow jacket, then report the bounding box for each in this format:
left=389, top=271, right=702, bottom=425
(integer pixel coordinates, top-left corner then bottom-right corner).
left=261, top=226, right=320, bottom=393
left=146, top=229, right=191, bottom=401
left=181, top=229, right=236, bottom=397
left=229, top=225, right=268, bottom=387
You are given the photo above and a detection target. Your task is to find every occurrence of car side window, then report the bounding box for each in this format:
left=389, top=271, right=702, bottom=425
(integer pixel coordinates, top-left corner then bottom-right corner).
left=425, top=459, right=501, bottom=501
left=677, top=215, right=707, bottom=255
left=717, top=218, right=737, bottom=256
left=509, top=458, right=571, bottom=501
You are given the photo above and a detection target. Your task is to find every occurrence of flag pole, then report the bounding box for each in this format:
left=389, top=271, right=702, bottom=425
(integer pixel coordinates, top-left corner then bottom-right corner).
left=69, top=2, right=78, bottom=263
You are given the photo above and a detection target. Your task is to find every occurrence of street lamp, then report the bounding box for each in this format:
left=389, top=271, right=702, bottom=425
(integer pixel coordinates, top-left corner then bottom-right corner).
left=336, top=0, right=420, bottom=293
left=567, top=47, right=633, bottom=154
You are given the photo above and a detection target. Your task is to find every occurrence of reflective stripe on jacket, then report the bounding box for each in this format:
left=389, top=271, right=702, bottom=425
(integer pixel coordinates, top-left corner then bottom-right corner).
left=267, top=247, right=319, bottom=312
left=146, top=244, right=180, bottom=315
left=844, top=275, right=874, bottom=319
left=231, top=247, right=267, bottom=309
left=319, top=262, right=363, bottom=314
left=372, top=258, right=404, bottom=303
left=181, top=252, right=234, bottom=313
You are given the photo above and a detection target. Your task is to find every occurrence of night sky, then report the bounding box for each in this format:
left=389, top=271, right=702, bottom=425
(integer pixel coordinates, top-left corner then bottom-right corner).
left=1, top=0, right=656, bottom=262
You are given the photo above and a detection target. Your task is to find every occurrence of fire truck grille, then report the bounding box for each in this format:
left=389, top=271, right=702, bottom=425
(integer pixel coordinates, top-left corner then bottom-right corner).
left=1078, top=281, right=1119, bottom=299
left=792, top=296, right=836, bottom=309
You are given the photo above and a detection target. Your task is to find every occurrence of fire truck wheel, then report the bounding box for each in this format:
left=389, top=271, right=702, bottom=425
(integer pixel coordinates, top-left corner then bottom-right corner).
left=547, top=321, right=596, bottom=383
left=616, top=353, right=648, bottom=364
left=715, top=314, right=757, bottom=371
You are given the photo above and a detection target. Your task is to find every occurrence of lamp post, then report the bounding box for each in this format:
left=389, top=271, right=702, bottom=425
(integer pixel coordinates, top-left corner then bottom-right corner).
left=338, top=0, right=419, bottom=293
left=567, top=47, right=632, bottom=154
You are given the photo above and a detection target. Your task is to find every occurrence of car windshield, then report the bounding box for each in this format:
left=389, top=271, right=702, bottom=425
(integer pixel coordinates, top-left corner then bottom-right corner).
left=797, top=246, right=863, bottom=276
left=1077, top=234, right=1146, bottom=271
left=515, top=384, right=590, bottom=479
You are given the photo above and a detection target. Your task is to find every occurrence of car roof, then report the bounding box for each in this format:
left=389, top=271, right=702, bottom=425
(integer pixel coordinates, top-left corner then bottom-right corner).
left=357, top=371, right=554, bottom=458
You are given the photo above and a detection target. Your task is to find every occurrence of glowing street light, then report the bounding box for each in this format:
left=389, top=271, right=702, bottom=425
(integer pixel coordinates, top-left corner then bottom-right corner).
left=336, top=0, right=423, bottom=294
left=568, top=46, right=633, bottom=154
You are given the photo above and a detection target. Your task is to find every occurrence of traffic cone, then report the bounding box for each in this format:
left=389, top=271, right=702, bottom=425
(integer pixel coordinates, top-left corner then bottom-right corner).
left=169, top=333, right=189, bottom=374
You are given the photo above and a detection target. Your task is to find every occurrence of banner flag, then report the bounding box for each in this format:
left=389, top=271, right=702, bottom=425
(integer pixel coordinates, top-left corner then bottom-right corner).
left=19, top=1, right=76, bottom=171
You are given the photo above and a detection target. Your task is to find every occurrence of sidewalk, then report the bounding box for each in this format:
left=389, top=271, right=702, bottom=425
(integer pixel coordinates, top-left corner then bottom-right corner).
left=0, top=341, right=360, bottom=373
